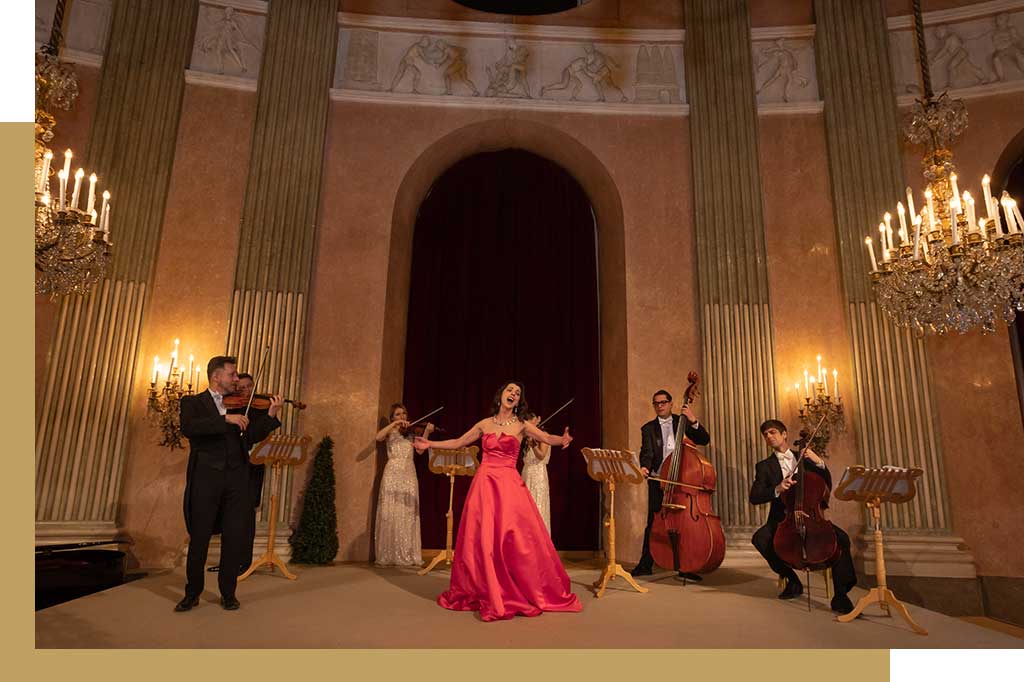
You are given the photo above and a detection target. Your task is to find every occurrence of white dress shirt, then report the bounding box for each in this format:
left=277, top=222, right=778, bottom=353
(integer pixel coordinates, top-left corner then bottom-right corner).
left=659, top=416, right=675, bottom=466
left=209, top=388, right=227, bottom=416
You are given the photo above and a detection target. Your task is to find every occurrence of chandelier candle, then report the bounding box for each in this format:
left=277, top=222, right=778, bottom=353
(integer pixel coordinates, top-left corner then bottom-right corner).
left=865, top=236, right=878, bottom=271
left=86, top=173, right=96, bottom=214
left=38, top=150, right=52, bottom=193
left=70, top=168, right=84, bottom=210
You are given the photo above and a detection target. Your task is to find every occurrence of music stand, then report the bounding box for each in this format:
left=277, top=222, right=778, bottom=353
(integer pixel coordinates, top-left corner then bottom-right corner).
left=833, top=465, right=928, bottom=635
left=418, top=446, right=480, bottom=576
left=238, top=434, right=311, bottom=582
left=581, top=448, right=649, bottom=598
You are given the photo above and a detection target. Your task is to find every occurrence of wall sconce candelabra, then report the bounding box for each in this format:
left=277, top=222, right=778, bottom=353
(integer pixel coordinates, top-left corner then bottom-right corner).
left=794, top=355, right=845, bottom=454
left=146, top=339, right=204, bottom=450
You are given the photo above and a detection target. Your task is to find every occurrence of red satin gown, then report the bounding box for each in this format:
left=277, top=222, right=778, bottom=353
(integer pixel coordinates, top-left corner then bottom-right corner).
left=437, top=431, right=582, bottom=621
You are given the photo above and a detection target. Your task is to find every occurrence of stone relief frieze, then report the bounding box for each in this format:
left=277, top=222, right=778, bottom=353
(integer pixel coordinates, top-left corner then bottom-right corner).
left=190, top=3, right=265, bottom=79
left=335, top=28, right=687, bottom=108
left=36, top=0, right=110, bottom=56
left=890, top=10, right=1024, bottom=95
left=752, top=38, right=817, bottom=104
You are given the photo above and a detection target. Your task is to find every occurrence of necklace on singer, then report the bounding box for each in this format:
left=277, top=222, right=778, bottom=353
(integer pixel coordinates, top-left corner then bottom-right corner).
left=492, top=414, right=518, bottom=427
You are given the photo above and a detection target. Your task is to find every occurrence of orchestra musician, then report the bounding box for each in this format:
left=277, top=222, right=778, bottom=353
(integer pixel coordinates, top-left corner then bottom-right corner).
left=749, top=419, right=856, bottom=614
left=175, top=356, right=282, bottom=612
left=631, top=388, right=711, bottom=581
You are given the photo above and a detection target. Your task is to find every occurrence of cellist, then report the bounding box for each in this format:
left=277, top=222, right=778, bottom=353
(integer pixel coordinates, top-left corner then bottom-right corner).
left=749, top=419, right=857, bottom=614
left=630, top=388, right=711, bottom=581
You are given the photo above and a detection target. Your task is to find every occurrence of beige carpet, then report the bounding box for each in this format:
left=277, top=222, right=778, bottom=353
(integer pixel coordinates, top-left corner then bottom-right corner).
left=35, top=561, right=1022, bottom=648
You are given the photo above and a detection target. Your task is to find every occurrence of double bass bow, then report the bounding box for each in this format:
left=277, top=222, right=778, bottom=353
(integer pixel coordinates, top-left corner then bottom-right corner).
left=771, top=414, right=841, bottom=572
left=647, top=371, right=726, bottom=578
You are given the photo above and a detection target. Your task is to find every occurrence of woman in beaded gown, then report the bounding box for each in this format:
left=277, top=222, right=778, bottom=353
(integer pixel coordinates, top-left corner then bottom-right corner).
left=373, top=403, right=432, bottom=567
left=414, top=381, right=581, bottom=621
left=518, top=411, right=552, bottom=534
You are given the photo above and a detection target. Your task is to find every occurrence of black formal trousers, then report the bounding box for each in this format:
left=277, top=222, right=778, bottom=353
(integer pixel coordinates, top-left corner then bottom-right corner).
left=635, top=414, right=711, bottom=570
left=186, top=459, right=251, bottom=599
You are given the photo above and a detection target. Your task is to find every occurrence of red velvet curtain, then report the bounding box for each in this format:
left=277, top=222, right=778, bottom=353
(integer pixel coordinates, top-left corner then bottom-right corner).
left=402, top=149, right=601, bottom=551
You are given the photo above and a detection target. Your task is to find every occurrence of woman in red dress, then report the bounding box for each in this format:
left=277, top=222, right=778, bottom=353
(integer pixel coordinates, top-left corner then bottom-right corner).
left=414, top=381, right=581, bottom=621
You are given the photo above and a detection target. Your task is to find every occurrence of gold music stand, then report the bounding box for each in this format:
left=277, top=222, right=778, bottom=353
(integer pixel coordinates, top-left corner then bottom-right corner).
left=418, top=446, right=480, bottom=576
left=581, top=447, right=649, bottom=598
left=834, top=465, right=928, bottom=635
left=239, top=434, right=311, bottom=582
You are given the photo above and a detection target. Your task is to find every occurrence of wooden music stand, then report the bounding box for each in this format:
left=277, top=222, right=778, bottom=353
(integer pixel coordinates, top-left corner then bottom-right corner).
left=581, top=448, right=649, bottom=598
left=833, top=465, right=928, bottom=635
left=418, top=446, right=479, bottom=576
left=238, top=434, right=311, bottom=582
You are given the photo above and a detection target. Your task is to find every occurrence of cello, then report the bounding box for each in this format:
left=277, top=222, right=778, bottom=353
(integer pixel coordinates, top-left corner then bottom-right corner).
left=771, top=415, right=841, bottom=572
left=648, top=372, right=726, bottom=577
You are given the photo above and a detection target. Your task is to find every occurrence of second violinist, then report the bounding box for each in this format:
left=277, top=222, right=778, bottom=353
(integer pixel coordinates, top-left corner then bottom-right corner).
left=749, top=419, right=857, bottom=614
left=373, top=403, right=434, bottom=567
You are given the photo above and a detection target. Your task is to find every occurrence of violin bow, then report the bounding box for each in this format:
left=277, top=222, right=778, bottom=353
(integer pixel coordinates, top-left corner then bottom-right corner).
left=243, top=345, right=272, bottom=420
left=538, top=398, right=574, bottom=428
left=407, top=406, right=444, bottom=429
left=792, top=414, right=828, bottom=472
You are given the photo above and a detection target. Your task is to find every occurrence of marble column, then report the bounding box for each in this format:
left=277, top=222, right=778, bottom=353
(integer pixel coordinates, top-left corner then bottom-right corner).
left=36, top=0, right=200, bottom=541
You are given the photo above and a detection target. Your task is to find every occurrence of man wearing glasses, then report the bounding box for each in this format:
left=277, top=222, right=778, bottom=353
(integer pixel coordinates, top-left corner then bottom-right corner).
left=631, top=389, right=711, bottom=579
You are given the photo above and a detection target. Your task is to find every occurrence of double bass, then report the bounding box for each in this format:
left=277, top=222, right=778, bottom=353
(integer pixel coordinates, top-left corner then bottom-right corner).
left=771, top=417, right=840, bottom=571
left=648, top=372, right=726, bottom=576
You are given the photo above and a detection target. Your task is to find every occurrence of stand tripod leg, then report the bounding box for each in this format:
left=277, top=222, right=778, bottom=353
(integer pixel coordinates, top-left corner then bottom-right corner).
left=614, top=564, right=649, bottom=594
left=418, top=549, right=451, bottom=576
left=239, top=551, right=270, bottom=581
left=419, top=473, right=456, bottom=576
left=883, top=588, right=928, bottom=635
left=836, top=587, right=881, bottom=623
left=271, top=552, right=297, bottom=580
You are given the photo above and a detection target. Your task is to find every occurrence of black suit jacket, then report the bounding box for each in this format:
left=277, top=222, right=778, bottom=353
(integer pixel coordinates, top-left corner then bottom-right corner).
left=748, top=449, right=832, bottom=525
left=638, top=414, right=711, bottom=512
left=180, top=391, right=281, bottom=535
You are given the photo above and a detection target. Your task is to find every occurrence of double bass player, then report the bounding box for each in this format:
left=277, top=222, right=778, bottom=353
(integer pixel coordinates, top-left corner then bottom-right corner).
left=749, top=419, right=857, bottom=614
left=631, top=388, right=711, bottom=581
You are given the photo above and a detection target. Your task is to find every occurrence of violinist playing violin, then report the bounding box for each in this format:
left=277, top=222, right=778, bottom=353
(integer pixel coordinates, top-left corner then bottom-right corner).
left=235, top=372, right=266, bottom=575
left=175, top=356, right=282, bottom=613
left=631, top=389, right=711, bottom=581
left=749, top=419, right=857, bottom=614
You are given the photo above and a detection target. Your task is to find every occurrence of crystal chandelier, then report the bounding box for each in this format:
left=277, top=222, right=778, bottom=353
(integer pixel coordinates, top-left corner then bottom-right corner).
left=864, top=0, right=1024, bottom=335
left=35, top=0, right=112, bottom=298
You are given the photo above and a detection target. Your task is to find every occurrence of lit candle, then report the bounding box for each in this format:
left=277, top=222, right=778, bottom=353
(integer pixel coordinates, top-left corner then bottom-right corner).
left=978, top=218, right=988, bottom=241
left=194, top=367, right=201, bottom=392
left=804, top=369, right=810, bottom=399
left=897, top=201, right=907, bottom=235
left=822, top=369, right=829, bottom=396
left=905, top=187, right=916, bottom=221
left=949, top=173, right=960, bottom=204
left=1002, top=194, right=1019, bottom=233
left=883, top=212, right=894, bottom=250
left=865, top=236, right=878, bottom=271
left=86, top=173, right=97, bottom=214
left=964, top=192, right=976, bottom=231
left=912, top=215, right=923, bottom=260
left=57, top=169, right=67, bottom=210
left=879, top=224, right=890, bottom=261
left=41, top=192, right=50, bottom=206
left=90, top=209, right=97, bottom=225
left=816, top=355, right=822, bottom=380
left=100, top=204, right=111, bottom=237
left=928, top=204, right=938, bottom=233
left=1012, top=199, right=1024, bottom=234
left=832, top=369, right=839, bottom=400
left=62, top=149, right=72, bottom=181
left=38, top=150, right=53, bottom=193
left=950, top=200, right=960, bottom=245
left=809, top=376, right=817, bottom=395
left=71, top=168, right=84, bottom=210
left=188, top=354, right=194, bottom=386
left=152, top=356, right=159, bottom=383
left=982, top=175, right=995, bottom=220
left=925, top=187, right=935, bottom=217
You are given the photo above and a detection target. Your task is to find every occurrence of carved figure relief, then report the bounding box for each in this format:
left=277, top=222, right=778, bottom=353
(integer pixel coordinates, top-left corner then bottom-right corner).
left=755, top=39, right=809, bottom=103
left=343, top=29, right=381, bottom=91
left=389, top=36, right=437, bottom=93
left=929, top=24, right=990, bottom=88
left=486, top=38, right=532, bottom=98
left=541, top=43, right=624, bottom=102
left=635, top=45, right=680, bottom=104
left=197, top=6, right=260, bottom=75
left=986, top=13, right=1024, bottom=82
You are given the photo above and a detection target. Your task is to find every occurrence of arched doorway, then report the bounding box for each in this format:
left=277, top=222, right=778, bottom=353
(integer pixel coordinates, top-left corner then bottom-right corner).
left=403, top=149, right=602, bottom=550
left=1003, top=151, right=1024, bottom=425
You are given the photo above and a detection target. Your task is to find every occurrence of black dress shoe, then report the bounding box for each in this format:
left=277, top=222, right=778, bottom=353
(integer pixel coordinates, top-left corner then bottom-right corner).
left=831, top=594, right=854, bottom=615
left=174, top=595, right=199, bottom=612
left=221, top=596, right=240, bottom=610
left=676, top=571, right=703, bottom=582
left=778, top=577, right=804, bottom=600
left=629, top=565, right=653, bottom=577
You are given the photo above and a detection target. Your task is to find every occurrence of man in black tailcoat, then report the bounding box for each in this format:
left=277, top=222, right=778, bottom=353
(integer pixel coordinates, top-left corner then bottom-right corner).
left=631, top=388, right=711, bottom=581
left=175, top=356, right=281, bottom=612
left=749, top=419, right=856, bottom=614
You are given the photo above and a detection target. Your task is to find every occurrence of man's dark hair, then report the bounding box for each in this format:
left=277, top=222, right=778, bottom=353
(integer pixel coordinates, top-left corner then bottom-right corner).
left=237, top=372, right=254, bottom=381
left=652, top=389, right=672, bottom=403
left=759, top=419, right=787, bottom=436
left=206, top=355, right=237, bottom=379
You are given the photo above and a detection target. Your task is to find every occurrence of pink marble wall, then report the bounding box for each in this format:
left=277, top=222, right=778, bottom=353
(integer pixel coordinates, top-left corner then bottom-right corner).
left=116, top=84, right=257, bottom=568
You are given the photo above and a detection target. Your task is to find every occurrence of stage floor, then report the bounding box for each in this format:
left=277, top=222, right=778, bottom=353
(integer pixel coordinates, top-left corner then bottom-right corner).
left=35, top=559, right=1023, bottom=648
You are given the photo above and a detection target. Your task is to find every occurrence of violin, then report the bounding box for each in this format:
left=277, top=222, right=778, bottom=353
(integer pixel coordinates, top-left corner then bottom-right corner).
left=771, top=415, right=840, bottom=571
left=399, top=421, right=444, bottom=436
left=223, top=392, right=307, bottom=411
left=648, top=371, right=726, bottom=577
